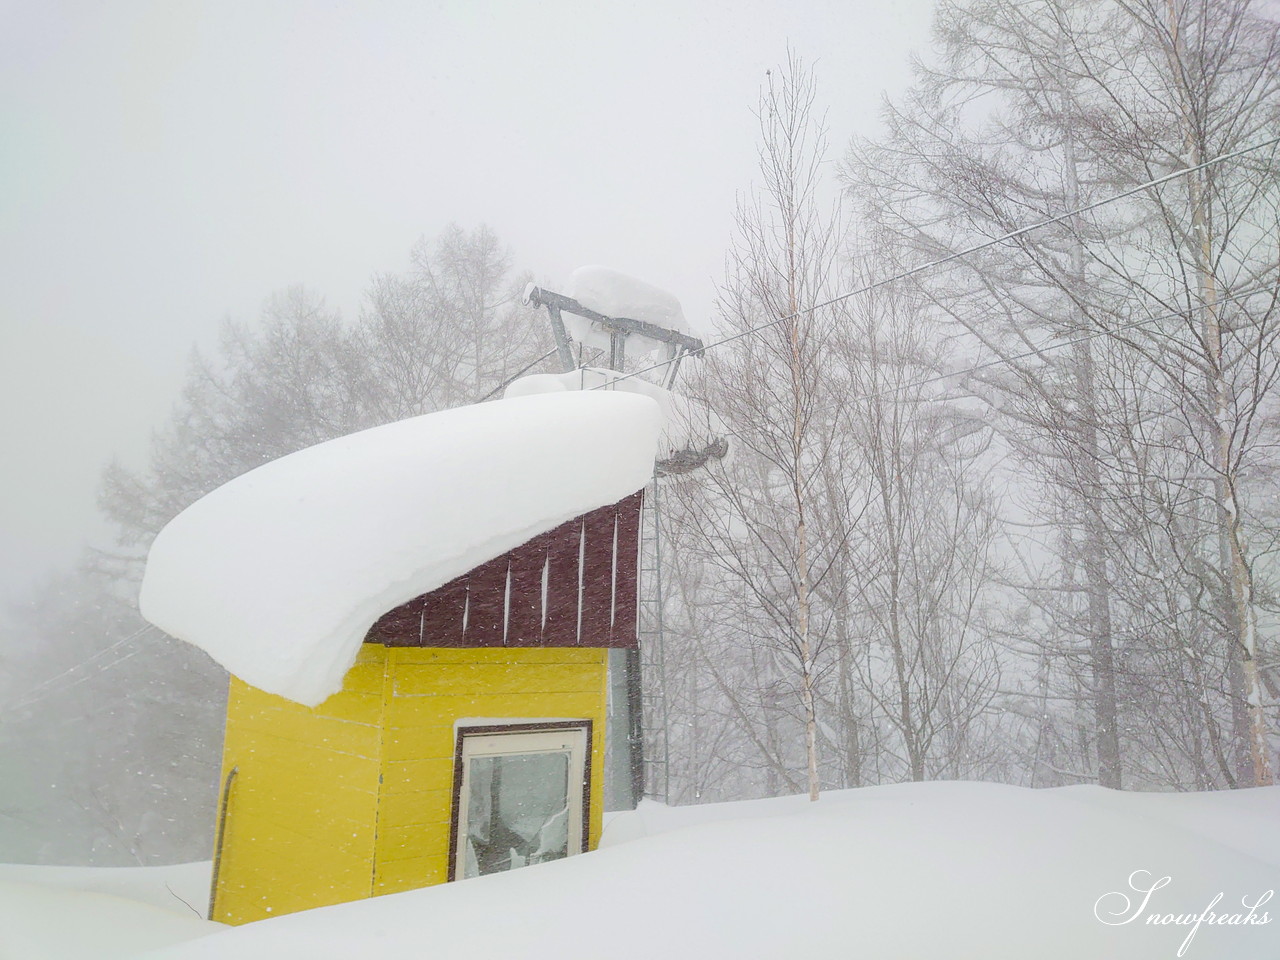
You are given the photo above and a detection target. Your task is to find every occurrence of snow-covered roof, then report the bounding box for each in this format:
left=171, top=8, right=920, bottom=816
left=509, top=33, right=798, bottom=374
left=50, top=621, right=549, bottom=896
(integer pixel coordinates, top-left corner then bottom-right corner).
left=139, top=392, right=661, bottom=706
left=503, top=367, right=727, bottom=474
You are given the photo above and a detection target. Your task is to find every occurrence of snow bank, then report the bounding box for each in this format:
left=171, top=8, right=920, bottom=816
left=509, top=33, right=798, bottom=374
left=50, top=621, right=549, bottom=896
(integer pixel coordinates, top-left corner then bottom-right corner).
left=140, top=392, right=661, bottom=706
left=1052, top=783, right=1280, bottom=867
left=0, top=860, right=210, bottom=918
left=0, top=879, right=219, bottom=960
left=137, top=781, right=1280, bottom=960
left=503, top=367, right=726, bottom=474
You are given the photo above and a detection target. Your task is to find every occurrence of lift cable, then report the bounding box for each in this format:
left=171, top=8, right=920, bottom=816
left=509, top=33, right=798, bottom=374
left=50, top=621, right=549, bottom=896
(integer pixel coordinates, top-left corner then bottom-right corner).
left=600, top=134, right=1280, bottom=390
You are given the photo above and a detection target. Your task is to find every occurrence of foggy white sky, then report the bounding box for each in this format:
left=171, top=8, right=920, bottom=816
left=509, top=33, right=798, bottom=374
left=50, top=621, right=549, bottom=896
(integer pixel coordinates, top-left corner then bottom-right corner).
left=0, top=0, right=936, bottom=605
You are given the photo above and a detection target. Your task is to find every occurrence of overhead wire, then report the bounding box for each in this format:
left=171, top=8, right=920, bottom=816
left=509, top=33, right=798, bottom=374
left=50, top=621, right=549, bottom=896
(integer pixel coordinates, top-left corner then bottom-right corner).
left=6, top=622, right=160, bottom=716
left=11, top=140, right=1277, bottom=718
left=595, top=134, right=1280, bottom=390
left=478, top=346, right=560, bottom=402
left=851, top=283, right=1272, bottom=408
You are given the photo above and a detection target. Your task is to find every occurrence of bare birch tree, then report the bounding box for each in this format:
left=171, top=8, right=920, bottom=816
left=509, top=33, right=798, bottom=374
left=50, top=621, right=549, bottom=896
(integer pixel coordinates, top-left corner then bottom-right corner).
left=849, top=0, right=1280, bottom=786
left=676, top=53, right=845, bottom=801
left=831, top=273, right=1007, bottom=782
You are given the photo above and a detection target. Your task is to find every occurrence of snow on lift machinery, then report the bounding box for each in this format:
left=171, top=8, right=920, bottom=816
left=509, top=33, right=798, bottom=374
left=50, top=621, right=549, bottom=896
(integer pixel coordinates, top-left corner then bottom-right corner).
left=523, top=276, right=727, bottom=476
left=524, top=270, right=720, bottom=804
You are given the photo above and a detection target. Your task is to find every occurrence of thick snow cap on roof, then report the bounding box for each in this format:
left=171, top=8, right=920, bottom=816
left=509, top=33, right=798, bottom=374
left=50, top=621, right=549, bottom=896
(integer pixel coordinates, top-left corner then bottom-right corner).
left=504, top=367, right=727, bottom=475
left=139, top=392, right=661, bottom=707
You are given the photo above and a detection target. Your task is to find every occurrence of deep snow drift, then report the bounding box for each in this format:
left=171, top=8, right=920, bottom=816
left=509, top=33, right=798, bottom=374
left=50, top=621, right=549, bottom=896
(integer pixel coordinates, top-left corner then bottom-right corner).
left=0, top=860, right=210, bottom=917
left=0, top=861, right=218, bottom=959
left=138, top=392, right=661, bottom=706
left=97, top=780, right=1279, bottom=960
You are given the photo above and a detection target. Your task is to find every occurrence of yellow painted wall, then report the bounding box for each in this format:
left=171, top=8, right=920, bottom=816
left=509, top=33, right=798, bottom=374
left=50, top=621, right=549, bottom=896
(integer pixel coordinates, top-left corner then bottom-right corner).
left=210, top=644, right=609, bottom=924
left=209, top=644, right=387, bottom=924
left=374, top=646, right=609, bottom=897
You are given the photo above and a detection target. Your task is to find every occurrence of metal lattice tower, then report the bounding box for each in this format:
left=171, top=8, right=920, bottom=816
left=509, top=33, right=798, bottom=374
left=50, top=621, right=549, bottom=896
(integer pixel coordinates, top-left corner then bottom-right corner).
left=526, top=279, right=722, bottom=807
left=637, top=478, right=671, bottom=803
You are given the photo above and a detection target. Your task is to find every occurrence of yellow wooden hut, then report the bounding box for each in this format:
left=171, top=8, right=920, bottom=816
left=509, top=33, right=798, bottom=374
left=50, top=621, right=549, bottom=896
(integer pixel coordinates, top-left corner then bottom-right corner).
left=139, top=392, right=660, bottom=924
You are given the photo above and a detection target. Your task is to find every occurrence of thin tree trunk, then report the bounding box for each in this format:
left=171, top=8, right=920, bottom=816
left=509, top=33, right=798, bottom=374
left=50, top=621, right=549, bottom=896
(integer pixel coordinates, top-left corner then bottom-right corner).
left=1060, top=104, right=1123, bottom=789
left=1164, top=0, right=1274, bottom=786
left=787, top=257, right=821, bottom=802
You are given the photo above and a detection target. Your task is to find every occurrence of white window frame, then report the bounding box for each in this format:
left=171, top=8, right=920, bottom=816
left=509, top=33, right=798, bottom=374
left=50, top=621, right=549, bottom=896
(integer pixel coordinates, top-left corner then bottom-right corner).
left=450, top=721, right=592, bottom=881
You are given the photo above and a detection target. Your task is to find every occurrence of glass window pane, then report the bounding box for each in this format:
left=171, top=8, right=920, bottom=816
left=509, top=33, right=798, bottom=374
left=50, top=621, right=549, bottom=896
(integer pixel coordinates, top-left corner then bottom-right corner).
left=464, top=750, right=571, bottom=878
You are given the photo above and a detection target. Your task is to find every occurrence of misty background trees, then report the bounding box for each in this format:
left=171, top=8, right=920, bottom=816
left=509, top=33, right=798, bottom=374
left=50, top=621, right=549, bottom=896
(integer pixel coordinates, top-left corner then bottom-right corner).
left=847, top=0, right=1280, bottom=791
left=0, top=226, right=551, bottom=863
left=2, top=0, right=1277, bottom=864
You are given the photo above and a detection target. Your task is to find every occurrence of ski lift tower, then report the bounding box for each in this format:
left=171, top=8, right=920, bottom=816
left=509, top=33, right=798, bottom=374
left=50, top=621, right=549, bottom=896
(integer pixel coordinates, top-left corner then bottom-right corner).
left=524, top=268, right=717, bottom=805
left=524, top=282, right=704, bottom=386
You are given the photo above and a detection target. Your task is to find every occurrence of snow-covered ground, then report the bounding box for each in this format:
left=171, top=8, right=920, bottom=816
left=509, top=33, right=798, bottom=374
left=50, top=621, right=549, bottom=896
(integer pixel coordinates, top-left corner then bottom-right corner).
left=0, top=860, right=210, bottom=917
left=0, top=861, right=218, bottom=959
left=4, top=780, right=1275, bottom=959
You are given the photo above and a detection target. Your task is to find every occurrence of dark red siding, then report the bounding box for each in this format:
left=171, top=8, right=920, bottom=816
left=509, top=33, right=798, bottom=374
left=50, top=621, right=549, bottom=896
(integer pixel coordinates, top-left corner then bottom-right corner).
left=505, top=531, right=547, bottom=646
left=578, top=503, right=616, bottom=648
left=366, top=491, right=643, bottom=649
left=541, top=522, right=583, bottom=645
left=611, top=492, right=642, bottom=646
